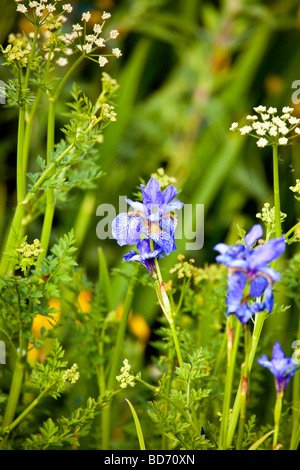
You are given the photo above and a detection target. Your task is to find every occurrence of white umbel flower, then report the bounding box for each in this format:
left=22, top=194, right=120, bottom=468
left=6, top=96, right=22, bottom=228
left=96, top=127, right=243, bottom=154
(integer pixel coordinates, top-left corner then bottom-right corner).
left=16, top=4, right=27, bottom=12
left=257, top=138, right=268, bottom=148
left=278, top=137, right=288, bottom=145
left=102, top=11, right=111, bottom=20
left=99, top=56, right=108, bottom=67
left=112, top=48, right=122, bottom=58
left=82, top=11, right=91, bottom=22
left=110, top=30, right=119, bottom=39
left=239, top=126, right=252, bottom=135
left=56, top=57, right=68, bottom=66
left=229, top=122, right=238, bottom=131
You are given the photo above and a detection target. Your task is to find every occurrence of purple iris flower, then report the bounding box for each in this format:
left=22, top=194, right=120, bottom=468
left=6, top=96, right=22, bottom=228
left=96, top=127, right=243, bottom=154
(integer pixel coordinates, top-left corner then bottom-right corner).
left=214, top=224, right=286, bottom=323
left=123, top=239, right=163, bottom=275
left=258, top=342, right=298, bottom=395
left=112, top=177, right=183, bottom=256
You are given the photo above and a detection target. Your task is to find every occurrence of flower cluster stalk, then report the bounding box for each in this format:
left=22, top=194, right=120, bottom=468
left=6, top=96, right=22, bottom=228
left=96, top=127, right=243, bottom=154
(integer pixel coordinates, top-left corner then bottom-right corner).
left=272, top=145, right=282, bottom=239
left=2, top=358, right=25, bottom=428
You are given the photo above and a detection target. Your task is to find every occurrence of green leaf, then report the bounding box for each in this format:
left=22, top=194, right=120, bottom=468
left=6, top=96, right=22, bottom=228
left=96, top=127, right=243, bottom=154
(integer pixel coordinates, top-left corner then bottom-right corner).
left=248, top=430, right=274, bottom=450
left=125, top=399, right=146, bottom=450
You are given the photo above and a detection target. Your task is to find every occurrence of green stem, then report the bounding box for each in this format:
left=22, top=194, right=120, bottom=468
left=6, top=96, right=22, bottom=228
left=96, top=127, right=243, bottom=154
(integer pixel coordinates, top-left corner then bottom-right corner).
left=154, top=259, right=183, bottom=369
left=39, top=99, right=55, bottom=258
left=290, top=313, right=300, bottom=450
left=4, top=381, right=54, bottom=437
left=218, top=316, right=241, bottom=449
left=272, top=144, right=282, bottom=238
left=226, top=310, right=266, bottom=447
left=17, top=107, right=26, bottom=204
left=285, top=221, right=300, bottom=240
left=38, top=52, right=86, bottom=259
left=22, top=143, right=76, bottom=205
left=23, top=26, right=39, bottom=93
left=101, top=283, right=134, bottom=450
left=0, top=204, right=25, bottom=276
left=0, top=102, right=27, bottom=275
left=52, top=54, right=85, bottom=103
left=236, top=324, right=251, bottom=450
left=2, top=358, right=25, bottom=428
left=23, top=87, right=42, bottom=183
left=0, top=27, right=39, bottom=275
left=273, top=392, right=283, bottom=450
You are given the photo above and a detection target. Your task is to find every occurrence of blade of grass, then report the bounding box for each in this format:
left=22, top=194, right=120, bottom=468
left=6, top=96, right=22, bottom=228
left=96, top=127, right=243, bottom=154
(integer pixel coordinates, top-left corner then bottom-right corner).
left=125, top=398, right=146, bottom=450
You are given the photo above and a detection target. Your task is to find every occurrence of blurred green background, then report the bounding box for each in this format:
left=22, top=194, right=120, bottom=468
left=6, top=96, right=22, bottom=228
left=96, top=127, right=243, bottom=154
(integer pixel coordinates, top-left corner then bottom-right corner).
left=1, top=0, right=300, bottom=347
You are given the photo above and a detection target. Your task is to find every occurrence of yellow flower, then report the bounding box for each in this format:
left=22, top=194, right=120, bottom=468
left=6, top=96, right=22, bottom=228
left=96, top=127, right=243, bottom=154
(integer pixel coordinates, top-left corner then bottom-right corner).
left=76, top=290, right=92, bottom=314
left=27, top=298, right=60, bottom=365
left=128, top=314, right=151, bottom=343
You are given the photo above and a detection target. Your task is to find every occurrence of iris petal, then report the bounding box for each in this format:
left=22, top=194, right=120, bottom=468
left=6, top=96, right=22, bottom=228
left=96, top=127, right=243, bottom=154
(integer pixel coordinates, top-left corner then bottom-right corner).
left=227, top=271, right=247, bottom=306
left=258, top=342, right=299, bottom=393
left=245, top=224, right=263, bottom=248
left=249, top=275, right=268, bottom=298
left=249, top=236, right=286, bottom=269
left=125, top=198, right=146, bottom=214
left=148, top=230, right=174, bottom=255
left=112, top=213, right=143, bottom=246
left=141, top=177, right=163, bottom=205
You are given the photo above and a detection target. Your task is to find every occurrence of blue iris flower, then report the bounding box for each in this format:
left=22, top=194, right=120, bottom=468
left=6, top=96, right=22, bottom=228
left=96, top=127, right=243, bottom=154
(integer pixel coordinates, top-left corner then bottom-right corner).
left=214, top=224, right=286, bottom=323
left=112, top=176, right=183, bottom=257
left=123, top=239, right=163, bottom=275
left=258, top=342, right=298, bottom=394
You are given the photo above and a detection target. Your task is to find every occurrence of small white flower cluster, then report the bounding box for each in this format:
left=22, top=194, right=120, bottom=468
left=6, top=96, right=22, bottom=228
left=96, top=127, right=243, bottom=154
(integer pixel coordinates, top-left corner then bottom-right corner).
left=16, top=238, right=44, bottom=257
left=61, top=363, right=80, bottom=384
left=15, top=0, right=68, bottom=23
left=256, top=202, right=287, bottom=226
left=101, top=102, right=117, bottom=122
left=230, top=106, right=300, bottom=148
left=116, top=359, right=136, bottom=389
left=14, top=1, right=122, bottom=69
left=62, top=10, right=122, bottom=68
left=290, top=179, right=300, bottom=197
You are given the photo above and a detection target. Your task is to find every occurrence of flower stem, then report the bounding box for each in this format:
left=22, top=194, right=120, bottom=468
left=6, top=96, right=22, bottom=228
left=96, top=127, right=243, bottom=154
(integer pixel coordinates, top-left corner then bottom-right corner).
left=2, top=358, right=25, bottom=428
left=290, top=313, right=300, bottom=450
left=273, top=391, right=283, bottom=450
left=226, top=310, right=265, bottom=447
left=39, top=98, right=55, bottom=258
left=218, top=315, right=241, bottom=449
left=236, top=323, right=251, bottom=450
left=0, top=26, right=39, bottom=275
left=154, top=259, right=183, bottom=369
left=52, top=54, right=85, bottom=103
left=285, top=221, right=300, bottom=240
left=17, top=107, right=26, bottom=204
left=272, top=144, right=282, bottom=238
